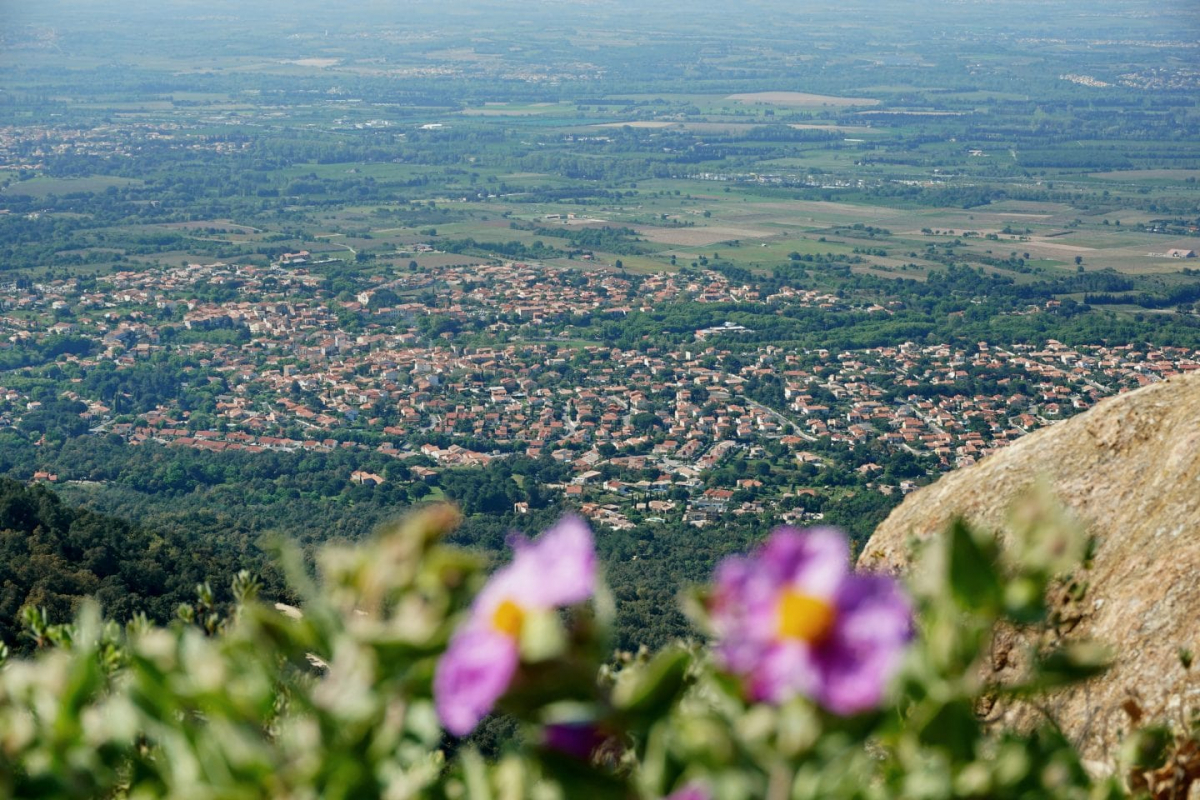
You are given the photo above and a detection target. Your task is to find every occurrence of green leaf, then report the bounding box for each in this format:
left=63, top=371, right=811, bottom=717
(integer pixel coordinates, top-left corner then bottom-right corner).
left=918, top=699, right=981, bottom=762
left=947, top=519, right=1003, bottom=614
left=461, top=748, right=494, bottom=800
left=537, top=750, right=629, bottom=800
left=1119, top=724, right=1173, bottom=772
left=612, top=648, right=690, bottom=719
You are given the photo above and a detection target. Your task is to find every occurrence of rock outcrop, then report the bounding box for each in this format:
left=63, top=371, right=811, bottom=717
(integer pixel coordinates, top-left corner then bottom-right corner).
left=858, top=369, right=1200, bottom=767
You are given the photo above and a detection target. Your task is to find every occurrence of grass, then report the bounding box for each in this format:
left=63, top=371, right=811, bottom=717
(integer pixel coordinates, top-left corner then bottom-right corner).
left=5, top=107, right=1191, bottom=291
left=1091, top=169, right=1200, bottom=181
left=726, top=91, right=881, bottom=107
left=1, top=176, right=143, bottom=198
left=458, top=102, right=576, bottom=117
left=276, top=163, right=428, bottom=181
left=319, top=183, right=1200, bottom=283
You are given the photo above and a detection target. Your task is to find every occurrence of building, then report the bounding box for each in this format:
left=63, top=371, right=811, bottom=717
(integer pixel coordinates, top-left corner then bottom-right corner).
left=350, top=470, right=385, bottom=486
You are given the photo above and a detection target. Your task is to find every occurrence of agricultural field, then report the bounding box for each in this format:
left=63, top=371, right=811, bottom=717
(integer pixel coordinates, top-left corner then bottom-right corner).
left=725, top=91, right=882, bottom=107
left=0, top=0, right=1197, bottom=307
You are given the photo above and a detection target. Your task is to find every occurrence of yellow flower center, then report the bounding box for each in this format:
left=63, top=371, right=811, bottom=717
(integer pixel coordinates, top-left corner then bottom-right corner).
left=777, top=590, right=835, bottom=644
left=491, top=599, right=526, bottom=639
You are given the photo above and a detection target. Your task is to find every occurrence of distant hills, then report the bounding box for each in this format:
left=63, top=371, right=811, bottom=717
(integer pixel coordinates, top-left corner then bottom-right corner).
left=0, top=478, right=255, bottom=651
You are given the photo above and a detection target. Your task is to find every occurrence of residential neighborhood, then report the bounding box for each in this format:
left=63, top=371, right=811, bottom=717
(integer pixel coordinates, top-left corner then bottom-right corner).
left=4, top=258, right=1197, bottom=532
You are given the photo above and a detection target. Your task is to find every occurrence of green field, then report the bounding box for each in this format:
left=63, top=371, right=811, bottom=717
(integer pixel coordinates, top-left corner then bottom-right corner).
left=1, top=176, right=144, bottom=198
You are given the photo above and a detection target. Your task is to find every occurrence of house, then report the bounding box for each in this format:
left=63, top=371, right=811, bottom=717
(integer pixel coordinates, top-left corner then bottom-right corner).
left=411, top=466, right=438, bottom=481
left=575, top=470, right=603, bottom=485
left=1167, top=248, right=1197, bottom=259
left=694, top=488, right=734, bottom=512
left=350, top=471, right=385, bottom=486
left=279, top=251, right=310, bottom=265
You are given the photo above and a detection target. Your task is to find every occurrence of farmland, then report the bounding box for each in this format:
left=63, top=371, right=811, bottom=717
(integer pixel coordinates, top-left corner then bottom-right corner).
left=2, top=0, right=1197, bottom=295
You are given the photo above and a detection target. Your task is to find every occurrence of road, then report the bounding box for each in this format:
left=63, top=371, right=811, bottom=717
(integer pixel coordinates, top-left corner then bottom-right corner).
left=743, top=397, right=818, bottom=442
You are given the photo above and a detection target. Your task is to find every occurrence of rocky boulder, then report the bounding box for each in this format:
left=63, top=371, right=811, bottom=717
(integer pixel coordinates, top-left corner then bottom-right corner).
left=858, top=369, right=1200, bottom=768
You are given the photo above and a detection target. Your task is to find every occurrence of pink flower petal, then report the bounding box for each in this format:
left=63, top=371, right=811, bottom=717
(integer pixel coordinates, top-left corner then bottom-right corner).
left=769, top=526, right=850, bottom=599
left=710, top=526, right=912, bottom=715
left=749, top=640, right=822, bottom=704
left=478, top=514, right=596, bottom=615
left=434, top=628, right=519, bottom=736
left=434, top=516, right=598, bottom=735
left=520, top=514, right=597, bottom=608
left=815, top=574, right=913, bottom=715
left=665, top=783, right=712, bottom=800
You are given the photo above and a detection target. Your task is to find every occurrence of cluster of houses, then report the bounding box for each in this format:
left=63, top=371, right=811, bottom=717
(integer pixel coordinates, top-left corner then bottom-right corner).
left=0, top=120, right=248, bottom=170
left=4, top=259, right=1200, bottom=530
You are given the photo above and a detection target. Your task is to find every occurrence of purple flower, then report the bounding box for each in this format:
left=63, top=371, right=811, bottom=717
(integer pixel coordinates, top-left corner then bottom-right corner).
left=665, top=783, right=712, bottom=800
left=709, top=526, right=912, bottom=715
left=435, top=515, right=597, bottom=735
left=543, top=721, right=609, bottom=760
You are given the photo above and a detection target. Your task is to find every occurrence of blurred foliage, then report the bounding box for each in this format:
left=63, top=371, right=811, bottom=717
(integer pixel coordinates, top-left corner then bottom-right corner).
left=0, top=499, right=1193, bottom=799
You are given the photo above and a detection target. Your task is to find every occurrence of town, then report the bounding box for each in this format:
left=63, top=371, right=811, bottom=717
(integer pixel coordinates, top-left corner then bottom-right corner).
left=4, top=257, right=1196, bottom=533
